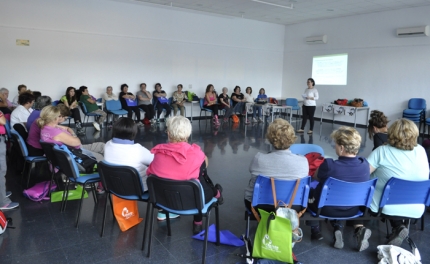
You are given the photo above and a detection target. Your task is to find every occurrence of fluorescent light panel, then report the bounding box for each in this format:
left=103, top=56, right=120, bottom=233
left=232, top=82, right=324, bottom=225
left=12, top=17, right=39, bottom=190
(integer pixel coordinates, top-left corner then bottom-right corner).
left=251, top=0, right=294, bottom=9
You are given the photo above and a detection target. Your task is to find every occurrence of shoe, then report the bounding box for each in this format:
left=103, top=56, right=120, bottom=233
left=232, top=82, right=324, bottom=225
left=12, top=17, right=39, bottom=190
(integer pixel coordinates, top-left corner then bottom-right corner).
left=137, top=122, right=144, bottom=127
left=77, top=127, right=85, bottom=135
left=307, top=130, right=313, bottom=134
left=164, top=117, right=169, bottom=123
left=93, top=122, right=100, bottom=131
left=6, top=191, right=11, bottom=198
left=193, top=222, right=203, bottom=235
left=258, top=117, right=263, bottom=123
left=387, top=225, right=409, bottom=246
left=333, top=230, right=344, bottom=249
left=296, top=129, right=304, bottom=133
left=355, top=226, right=371, bottom=252
left=0, top=202, right=19, bottom=210
left=96, top=186, right=105, bottom=195
left=252, top=117, right=258, bottom=123
left=215, top=183, right=224, bottom=205
left=157, top=211, right=180, bottom=221
left=311, top=232, right=323, bottom=241
left=156, top=119, right=160, bottom=124
left=245, top=119, right=250, bottom=125
left=93, top=131, right=100, bottom=139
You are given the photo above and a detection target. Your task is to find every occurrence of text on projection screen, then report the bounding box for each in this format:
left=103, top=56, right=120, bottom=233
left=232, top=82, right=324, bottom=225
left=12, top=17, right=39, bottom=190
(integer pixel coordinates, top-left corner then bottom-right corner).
left=312, top=54, right=348, bottom=85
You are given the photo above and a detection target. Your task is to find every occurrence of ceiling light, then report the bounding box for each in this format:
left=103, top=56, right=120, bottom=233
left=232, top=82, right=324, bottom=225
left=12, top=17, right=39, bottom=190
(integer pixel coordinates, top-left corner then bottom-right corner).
left=251, top=0, right=294, bottom=9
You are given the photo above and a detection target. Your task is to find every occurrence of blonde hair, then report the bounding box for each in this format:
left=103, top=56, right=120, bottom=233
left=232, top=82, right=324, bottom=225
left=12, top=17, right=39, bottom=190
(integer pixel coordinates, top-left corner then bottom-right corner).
left=166, top=116, right=192, bottom=143
left=331, top=126, right=361, bottom=155
left=388, top=118, right=418, bottom=150
left=37, top=105, right=60, bottom=128
left=266, top=118, right=296, bottom=150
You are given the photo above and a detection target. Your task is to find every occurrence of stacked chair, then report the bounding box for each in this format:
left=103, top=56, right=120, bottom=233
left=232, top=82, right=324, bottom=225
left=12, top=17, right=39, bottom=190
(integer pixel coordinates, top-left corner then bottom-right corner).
left=402, top=98, right=426, bottom=133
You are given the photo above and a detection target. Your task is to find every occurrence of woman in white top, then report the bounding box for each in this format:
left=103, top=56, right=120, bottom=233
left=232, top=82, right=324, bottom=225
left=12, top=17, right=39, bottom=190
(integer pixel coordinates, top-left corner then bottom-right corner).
left=244, top=87, right=254, bottom=124
left=297, top=78, right=318, bottom=134
left=10, top=92, right=35, bottom=127
left=102, top=86, right=118, bottom=104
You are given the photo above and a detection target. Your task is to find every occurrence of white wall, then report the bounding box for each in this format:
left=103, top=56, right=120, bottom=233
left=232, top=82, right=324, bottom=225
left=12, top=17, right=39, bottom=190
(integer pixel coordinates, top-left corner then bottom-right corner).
left=282, top=6, right=430, bottom=125
left=0, top=0, right=285, bottom=117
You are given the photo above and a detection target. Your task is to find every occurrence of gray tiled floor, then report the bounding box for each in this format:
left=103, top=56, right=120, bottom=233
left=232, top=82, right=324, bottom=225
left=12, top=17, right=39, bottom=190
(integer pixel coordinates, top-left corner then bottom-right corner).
left=1, top=117, right=429, bottom=263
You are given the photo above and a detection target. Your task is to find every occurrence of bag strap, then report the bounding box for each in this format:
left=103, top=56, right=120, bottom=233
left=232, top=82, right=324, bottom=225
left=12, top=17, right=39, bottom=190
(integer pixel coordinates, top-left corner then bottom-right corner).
left=251, top=205, right=260, bottom=222
left=288, top=178, right=301, bottom=209
left=270, top=177, right=278, bottom=208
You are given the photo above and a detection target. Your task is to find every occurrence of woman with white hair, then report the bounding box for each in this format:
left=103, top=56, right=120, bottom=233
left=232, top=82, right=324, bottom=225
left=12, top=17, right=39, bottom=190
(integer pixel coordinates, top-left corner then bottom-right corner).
left=218, top=87, right=234, bottom=123
left=147, top=116, right=223, bottom=234
left=0, top=88, right=13, bottom=114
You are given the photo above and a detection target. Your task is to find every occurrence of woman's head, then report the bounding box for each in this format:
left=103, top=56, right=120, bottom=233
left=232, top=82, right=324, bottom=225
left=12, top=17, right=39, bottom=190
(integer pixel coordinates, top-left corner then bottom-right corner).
left=112, top=117, right=138, bottom=141
left=259, top=88, right=265, bottom=95
left=155, top=83, right=161, bottom=91
left=177, top=84, right=183, bottom=91
left=0, top=88, right=9, bottom=98
left=222, top=87, right=228, bottom=94
left=368, top=110, right=389, bottom=139
left=120, top=84, right=128, bottom=92
left=307, top=78, right=315, bottom=87
left=206, top=84, right=214, bottom=93
left=106, top=86, right=113, bottom=94
left=37, top=105, right=60, bottom=128
left=266, top=118, right=296, bottom=150
left=166, top=116, right=192, bottom=143
left=331, top=126, right=361, bottom=156
left=18, top=92, right=35, bottom=106
left=66, top=87, right=76, bottom=98
left=18, top=84, right=27, bottom=94
left=140, top=83, right=146, bottom=90
left=388, top=118, right=418, bottom=151
left=234, top=86, right=241, bottom=93
left=56, top=104, right=71, bottom=123
left=246, top=87, right=252, bottom=94
left=33, top=96, right=52, bottom=110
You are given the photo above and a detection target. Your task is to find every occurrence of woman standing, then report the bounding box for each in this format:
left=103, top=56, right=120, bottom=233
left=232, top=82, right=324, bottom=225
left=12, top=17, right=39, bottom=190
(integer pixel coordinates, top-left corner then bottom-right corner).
left=172, top=84, right=186, bottom=117
left=297, top=78, right=318, bottom=134
left=218, top=87, right=234, bottom=123
left=204, top=84, right=220, bottom=126
left=60, top=87, right=84, bottom=135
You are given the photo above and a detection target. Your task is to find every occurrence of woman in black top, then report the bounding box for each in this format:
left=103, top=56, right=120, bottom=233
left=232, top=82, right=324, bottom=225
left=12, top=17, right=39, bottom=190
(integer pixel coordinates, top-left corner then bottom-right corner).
left=231, top=86, right=246, bottom=115
left=153, top=83, right=172, bottom=123
left=119, top=84, right=142, bottom=126
left=368, top=110, right=389, bottom=150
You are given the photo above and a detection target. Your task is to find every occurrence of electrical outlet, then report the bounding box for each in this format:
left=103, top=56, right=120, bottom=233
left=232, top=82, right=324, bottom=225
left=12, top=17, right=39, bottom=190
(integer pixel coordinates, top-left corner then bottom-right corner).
left=188, top=84, right=192, bottom=89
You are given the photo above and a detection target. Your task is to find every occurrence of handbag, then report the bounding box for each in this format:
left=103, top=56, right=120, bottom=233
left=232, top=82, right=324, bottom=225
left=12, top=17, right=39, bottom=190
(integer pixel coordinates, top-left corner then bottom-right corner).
left=232, top=114, right=240, bottom=123
left=112, top=195, right=143, bottom=232
left=252, top=209, right=293, bottom=263
left=50, top=185, right=88, bottom=203
left=157, top=97, right=169, bottom=104
left=126, top=98, right=137, bottom=107
left=23, top=181, right=57, bottom=202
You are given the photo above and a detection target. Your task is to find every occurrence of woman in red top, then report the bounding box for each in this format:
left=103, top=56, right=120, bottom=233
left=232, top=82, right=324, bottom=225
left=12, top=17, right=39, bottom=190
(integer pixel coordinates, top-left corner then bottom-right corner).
left=147, top=116, right=223, bottom=234
left=204, top=84, right=220, bottom=126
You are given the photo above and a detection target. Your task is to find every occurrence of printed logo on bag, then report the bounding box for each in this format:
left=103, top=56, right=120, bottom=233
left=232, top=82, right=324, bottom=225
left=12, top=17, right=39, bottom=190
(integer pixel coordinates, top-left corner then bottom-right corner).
left=336, top=106, right=344, bottom=114
left=347, top=107, right=356, bottom=116
left=122, top=207, right=134, bottom=219
left=262, top=234, right=280, bottom=253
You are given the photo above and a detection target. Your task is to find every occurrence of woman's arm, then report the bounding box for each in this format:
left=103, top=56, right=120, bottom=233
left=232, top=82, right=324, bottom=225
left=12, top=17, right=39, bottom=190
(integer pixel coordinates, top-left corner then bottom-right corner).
left=128, top=93, right=136, bottom=100
left=232, top=94, right=239, bottom=102
left=313, top=90, right=319, bottom=101
left=369, top=164, right=376, bottom=174
left=63, top=99, right=70, bottom=108
left=53, top=131, right=81, bottom=147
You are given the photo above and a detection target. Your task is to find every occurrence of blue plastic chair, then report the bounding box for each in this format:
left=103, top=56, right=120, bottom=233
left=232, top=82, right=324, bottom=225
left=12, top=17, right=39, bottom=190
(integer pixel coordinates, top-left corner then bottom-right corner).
left=5, top=119, right=12, bottom=141
left=145, top=175, right=220, bottom=263
left=377, top=177, right=430, bottom=254
left=199, top=98, right=213, bottom=119
left=286, top=98, right=301, bottom=118
left=79, top=101, right=102, bottom=125
left=52, top=145, right=100, bottom=227
left=105, top=100, right=128, bottom=122
left=290, top=143, right=324, bottom=156
left=245, top=175, right=311, bottom=238
left=98, top=161, right=150, bottom=245
left=308, top=177, right=377, bottom=219
left=10, top=130, right=47, bottom=188
left=403, top=98, right=426, bottom=133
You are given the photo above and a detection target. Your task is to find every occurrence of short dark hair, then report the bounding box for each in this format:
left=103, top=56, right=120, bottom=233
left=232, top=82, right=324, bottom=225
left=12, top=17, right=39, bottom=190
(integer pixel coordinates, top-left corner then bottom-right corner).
left=18, top=92, right=35, bottom=105
left=112, top=117, right=137, bottom=141
left=234, top=86, right=241, bottom=93
left=177, top=84, right=183, bottom=88
left=154, top=83, right=161, bottom=89
left=140, top=83, right=146, bottom=88
left=57, top=104, right=71, bottom=117
left=246, top=87, right=252, bottom=94
left=120, top=84, right=128, bottom=91
left=79, top=86, right=88, bottom=93
left=307, top=78, right=315, bottom=86
left=32, top=91, right=42, bottom=100
left=18, top=84, right=27, bottom=92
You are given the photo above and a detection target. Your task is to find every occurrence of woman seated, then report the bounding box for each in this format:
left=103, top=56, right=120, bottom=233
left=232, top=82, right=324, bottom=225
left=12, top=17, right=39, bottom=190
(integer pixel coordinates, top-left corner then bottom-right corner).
left=204, top=84, right=220, bottom=126
left=231, top=86, right=246, bottom=115
left=218, top=87, right=234, bottom=123
left=252, top=88, right=268, bottom=123
left=147, top=116, right=223, bottom=234
left=244, top=118, right=309, bottom=212
left=244, top=87, right=254, bottom=124
left=153, top=83, right=171, bottom=123
left=368, top=118, right=429, bottom=246
left=137, top=83, right=155, bottom=124
left=26, top=96, right=52, bottom=156
left=60, top=87, right=85, bottom=135
left=38, top=105, right=105, bottom=163
left=310, top=127, right=371, bottom=251
left=10, top=92, right=35, bottom=127
left=368, top=110, right=389, bottom=150
left=104, top=117, right=154, bottom=191
left=172, top=84, right=186, bottom=117
left=119, top=84, right=142, bottom=127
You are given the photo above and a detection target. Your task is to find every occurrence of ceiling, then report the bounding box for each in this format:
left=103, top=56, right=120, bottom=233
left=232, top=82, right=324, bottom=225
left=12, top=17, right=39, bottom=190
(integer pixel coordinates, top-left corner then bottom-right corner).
left=117, top=0, right=430, bottom=25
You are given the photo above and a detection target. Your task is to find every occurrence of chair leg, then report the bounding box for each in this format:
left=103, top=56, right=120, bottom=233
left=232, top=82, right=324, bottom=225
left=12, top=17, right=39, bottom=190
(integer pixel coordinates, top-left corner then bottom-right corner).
left=202, top=211, right=211, bottom=264
left=75, top=183, right=87, bottom=228
left=215, top=206, right=220, bottom=246
left=142, top=202, right=152, bottom=251
left=61, top=180, right=71, bottom=212
left=147, top=206, right=155, bottom=258
left=421, top=214, right=425, bottom=231
left=26, top=161, right=35, bottom=188
left=100, top=193, right=109, bottom=237
left=166, top=212, right=171, bottom=236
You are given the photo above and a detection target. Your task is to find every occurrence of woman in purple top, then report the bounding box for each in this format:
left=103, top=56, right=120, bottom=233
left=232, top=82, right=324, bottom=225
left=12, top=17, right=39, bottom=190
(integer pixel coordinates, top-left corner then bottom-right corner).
left=310, top=127, right=371, bottom=252
left=26, top=96, right=52, bottom=156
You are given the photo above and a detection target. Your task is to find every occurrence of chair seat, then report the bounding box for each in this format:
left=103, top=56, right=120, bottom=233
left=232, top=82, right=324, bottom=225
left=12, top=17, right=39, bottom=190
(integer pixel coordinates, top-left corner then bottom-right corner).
left=25, top=156, right=47, bottom=162
left=291, top=106, right=300, bottom=110
left=426, top=118, right=430, bottom=124
left=403, top=109, right=423, bottom=115
left=308, top=209, right=364, bottom=219
left=157, top=197, right=218, bottom=215
left=70, top=173, right=100, bottom=184
left=109, top=110, right=128, bottom=115
left=112, top=191, right=149, bottom=201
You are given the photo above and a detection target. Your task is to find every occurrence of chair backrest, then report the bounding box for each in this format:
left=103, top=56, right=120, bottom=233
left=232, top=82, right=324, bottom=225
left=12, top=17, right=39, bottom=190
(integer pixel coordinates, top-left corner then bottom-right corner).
left=290, top=144, right=324, bottom=156
left=252, top=175, right=311, bottom=208
left=378, top=177, right=430, bottom=212
left=52, top=146, right=80, bottom=180
left=147, top=175, right=205, bottom=211
left=408, top=98, right=426, bottom=110
left=5, top=119, right=12, bottom=139
left=199, top=98, right=212, bottom=112
left=40, top=141, right=58, bottom=168
left=105, top=100, right=122, bottom=112
left=168, top=97, right=173, bottom=105
left=13, top=123, right=28, bottom=141
left=10, top=130, right=29, bottom=157
left=52, top=100, right=60, bottom=106
left=285, top=98, right=299, bottom=107
left=78, top=101, right=88, bottom=115
left=98, top=161, right=146, bottom=199
left=317, top=177, right=377, bottom=209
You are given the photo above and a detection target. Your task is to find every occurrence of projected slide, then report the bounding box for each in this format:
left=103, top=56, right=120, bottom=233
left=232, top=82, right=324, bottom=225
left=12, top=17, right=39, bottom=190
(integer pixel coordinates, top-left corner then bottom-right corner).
left=312, top=54, right=348, bottom=85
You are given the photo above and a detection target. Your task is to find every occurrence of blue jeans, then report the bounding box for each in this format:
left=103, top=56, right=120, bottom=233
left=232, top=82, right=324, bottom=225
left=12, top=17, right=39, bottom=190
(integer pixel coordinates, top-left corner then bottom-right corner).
left=252, top=105, right=263, bottom=118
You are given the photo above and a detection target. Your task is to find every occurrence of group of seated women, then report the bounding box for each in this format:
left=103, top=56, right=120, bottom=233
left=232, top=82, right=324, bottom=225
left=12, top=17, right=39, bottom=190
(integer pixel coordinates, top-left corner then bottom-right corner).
left=245, top=116, right=429, bottom=252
